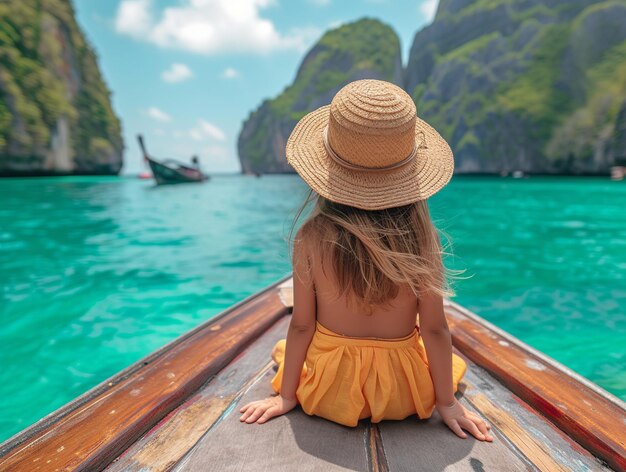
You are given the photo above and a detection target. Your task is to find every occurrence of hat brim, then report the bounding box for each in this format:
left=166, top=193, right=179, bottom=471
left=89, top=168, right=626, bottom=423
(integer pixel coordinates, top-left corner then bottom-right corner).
left=286, top=105, right=454, bottom=210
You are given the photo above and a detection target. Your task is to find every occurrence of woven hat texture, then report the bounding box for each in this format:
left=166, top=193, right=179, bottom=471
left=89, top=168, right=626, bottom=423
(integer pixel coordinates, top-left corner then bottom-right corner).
left=286, top=79, right=454, bottom=210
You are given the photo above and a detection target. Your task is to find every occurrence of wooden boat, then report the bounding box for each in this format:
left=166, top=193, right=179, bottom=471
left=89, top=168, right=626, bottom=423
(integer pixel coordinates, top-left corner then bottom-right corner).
left=137, top=135, right=208, bottom=185
left=1, top=276, right=625, bottom=471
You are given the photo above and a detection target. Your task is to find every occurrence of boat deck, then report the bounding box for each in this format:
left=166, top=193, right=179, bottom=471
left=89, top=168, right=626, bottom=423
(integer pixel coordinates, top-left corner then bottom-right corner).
left=104, top=315, right=609, bottom=472
left=1, top=277, right=624, bottom=471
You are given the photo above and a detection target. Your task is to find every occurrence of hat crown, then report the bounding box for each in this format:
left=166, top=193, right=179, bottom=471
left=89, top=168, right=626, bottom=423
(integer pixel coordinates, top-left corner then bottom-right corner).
left=327, top=80, right=418, bottom=169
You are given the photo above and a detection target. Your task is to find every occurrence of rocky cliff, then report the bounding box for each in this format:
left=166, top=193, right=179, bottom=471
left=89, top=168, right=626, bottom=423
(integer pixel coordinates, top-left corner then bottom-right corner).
left=0, top=0, right=123, bottom=176
left=406, top=0, right=626, bottom=174
left=239, top=2, right=626, bottom=175
left=238, top=18, right=403, bottom=174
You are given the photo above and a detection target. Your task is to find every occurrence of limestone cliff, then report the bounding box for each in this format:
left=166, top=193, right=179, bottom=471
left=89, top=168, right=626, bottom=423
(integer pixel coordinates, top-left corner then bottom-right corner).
left=238, top=18, right=403, bottom=174
left=0, top=0, right=123, bottom=176
left=405, top=0, right=626, bottom=174
left=240, top=1, right=626, bottom=175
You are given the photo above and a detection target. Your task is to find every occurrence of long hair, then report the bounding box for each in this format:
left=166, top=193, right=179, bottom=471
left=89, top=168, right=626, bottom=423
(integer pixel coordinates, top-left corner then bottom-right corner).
left=289, top=190, right=461, bottom=311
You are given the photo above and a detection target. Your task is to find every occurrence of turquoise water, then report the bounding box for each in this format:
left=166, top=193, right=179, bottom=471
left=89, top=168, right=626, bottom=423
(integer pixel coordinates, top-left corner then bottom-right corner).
left=0, top=175, right=625, bottom=442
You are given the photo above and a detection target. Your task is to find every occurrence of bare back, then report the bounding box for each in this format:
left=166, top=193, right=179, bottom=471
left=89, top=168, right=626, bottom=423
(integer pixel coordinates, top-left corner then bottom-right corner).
left=309, top=244, right=420, bottom=339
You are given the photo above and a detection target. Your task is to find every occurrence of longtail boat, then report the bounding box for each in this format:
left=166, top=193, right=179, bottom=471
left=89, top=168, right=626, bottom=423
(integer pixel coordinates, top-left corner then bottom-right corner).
left=1, top=276, right=624, bottom=471
left=137, top=135, right=208, bottom=185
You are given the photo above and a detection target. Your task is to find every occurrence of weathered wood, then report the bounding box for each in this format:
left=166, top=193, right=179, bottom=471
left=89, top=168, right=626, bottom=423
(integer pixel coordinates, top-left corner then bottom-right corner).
left=276, top=279, right=623, bottom=469
left=461, top=350, right=611, bottom=471
left=379, top=415, right=532, bottom=472
left=377, top=371, right=534, bottom=472
left=159, top=310, right=609, bottom=472
left=468, top=394, right=568, bottom=471
left=378, top=353, right=610, bottom=471
left=173, top=369, right=371, bottom=472
left=445, top=301, right=626, bottom=472
left=0, top=282, right=290, bottom=472
left=367, top=424, right=389, bottom=472
left=106, top=315, right=291, bottom=472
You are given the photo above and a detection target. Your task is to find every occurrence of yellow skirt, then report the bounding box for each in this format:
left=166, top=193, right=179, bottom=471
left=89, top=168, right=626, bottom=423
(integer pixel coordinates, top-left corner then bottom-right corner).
left=270, top=320, right=467, bottom=427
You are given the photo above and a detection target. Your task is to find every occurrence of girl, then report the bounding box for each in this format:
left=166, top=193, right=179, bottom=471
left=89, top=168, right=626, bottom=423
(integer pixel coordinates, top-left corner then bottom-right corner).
left=239, top=79, right=492, bottom=442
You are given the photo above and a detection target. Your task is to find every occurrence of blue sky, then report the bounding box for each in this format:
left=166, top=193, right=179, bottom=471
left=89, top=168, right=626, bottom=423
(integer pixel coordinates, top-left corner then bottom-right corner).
left=74, top=0, right=439, bottom=174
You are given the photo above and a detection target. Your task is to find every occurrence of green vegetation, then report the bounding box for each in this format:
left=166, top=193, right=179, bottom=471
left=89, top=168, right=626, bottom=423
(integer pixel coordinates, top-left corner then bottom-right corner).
left=240, top=102, right=272, bottom=169
left=269, top=18, right=400, bottom=119
left=439, top=0, right=558, bottom=23
left=438, top=31, right=501, bottom=63
left=443, top=0, right=503, bottom=20
left=241, top=1, right=626, bottom=173
left=547, top=38, right=626, bottom=162
left=0, top=0, right=122, bottom=173
left=239, top=18, right=402, bottom=173
left=497, top=24, right=573, bottom=143
left=407, top=0, right=626, bottom=171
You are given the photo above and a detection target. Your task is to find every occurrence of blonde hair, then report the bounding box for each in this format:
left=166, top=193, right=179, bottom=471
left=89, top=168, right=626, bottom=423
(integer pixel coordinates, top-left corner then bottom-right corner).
left=289, top=190, right=460, bottom=311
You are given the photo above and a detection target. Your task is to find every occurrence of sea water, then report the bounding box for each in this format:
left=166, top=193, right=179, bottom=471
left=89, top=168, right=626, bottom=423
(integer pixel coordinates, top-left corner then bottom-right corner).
left=0, top=175, right=624, bottom=442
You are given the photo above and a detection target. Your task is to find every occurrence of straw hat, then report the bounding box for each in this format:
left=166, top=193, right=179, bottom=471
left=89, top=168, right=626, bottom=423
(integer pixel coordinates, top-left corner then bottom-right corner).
left=286, top=79, right=454, bottom=210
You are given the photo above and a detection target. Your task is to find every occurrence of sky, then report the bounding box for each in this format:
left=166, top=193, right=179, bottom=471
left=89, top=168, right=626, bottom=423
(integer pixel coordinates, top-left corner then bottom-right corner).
left=73, top=0, right=439, bottom=175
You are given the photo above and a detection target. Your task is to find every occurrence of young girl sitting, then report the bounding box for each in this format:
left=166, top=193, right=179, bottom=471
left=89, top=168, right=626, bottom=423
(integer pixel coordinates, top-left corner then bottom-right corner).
left=239, top=79, right=492, bottom=442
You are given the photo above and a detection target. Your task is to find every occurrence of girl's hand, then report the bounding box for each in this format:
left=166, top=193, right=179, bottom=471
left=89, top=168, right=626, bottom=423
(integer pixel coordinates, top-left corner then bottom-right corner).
left=436, top=398, right=493, bottom=441
left=239, top=394, right=298, bottom=424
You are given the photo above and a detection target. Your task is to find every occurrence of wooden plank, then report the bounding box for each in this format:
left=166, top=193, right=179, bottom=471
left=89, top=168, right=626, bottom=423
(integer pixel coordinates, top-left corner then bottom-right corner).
left=377, top=382, right=534, bottom=471
left=468, top=394, right=572, bottom=472
left=106, top=315, right=291, bottom=472
left=173, top=369, right=371, bottom=472
left=445, top=301, right=626, bottom=472
left=377, top=314, right=615, bottom=471
left=367, top=423, right=389, bottom=472
left=460, top=351, right=612, bottom=471
left=0, top=282, right=290, bottom=472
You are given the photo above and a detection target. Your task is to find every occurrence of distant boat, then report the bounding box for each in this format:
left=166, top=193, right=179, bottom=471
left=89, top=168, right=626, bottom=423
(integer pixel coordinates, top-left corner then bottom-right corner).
left=611, top=166, right=625, bottom=181
left=611, top=158, right=626, bottom=181
left=137, top=134, right=208, bottom=185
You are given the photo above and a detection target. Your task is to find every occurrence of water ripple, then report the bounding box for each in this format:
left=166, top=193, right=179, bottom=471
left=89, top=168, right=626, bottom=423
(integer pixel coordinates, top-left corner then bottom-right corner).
left=0, top=175, right=625, bottom=442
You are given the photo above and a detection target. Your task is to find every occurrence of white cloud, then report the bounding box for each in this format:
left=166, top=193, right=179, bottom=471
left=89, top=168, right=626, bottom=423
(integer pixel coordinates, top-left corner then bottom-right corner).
left=162, top=63, right=193, bottom=83
left=147, top=107, right=172, bottom=122
left=115, top=0, right=151, bottom=36
left=222, top=67, right=239, bottom=79
left=189, top=120, right=226, bottom=141
left=114, top=0, right=318, bottom=55
left=420, top=0, right=439, bottom=21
